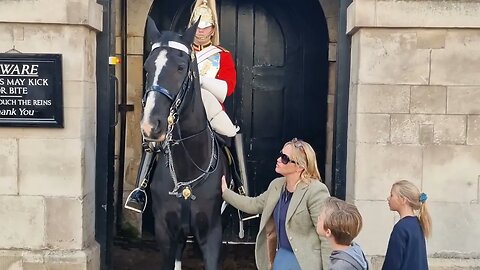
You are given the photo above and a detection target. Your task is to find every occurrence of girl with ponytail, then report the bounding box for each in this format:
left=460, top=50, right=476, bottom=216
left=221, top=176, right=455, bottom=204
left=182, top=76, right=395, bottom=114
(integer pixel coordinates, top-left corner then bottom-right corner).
left=382, top=180, right=432, bottom=270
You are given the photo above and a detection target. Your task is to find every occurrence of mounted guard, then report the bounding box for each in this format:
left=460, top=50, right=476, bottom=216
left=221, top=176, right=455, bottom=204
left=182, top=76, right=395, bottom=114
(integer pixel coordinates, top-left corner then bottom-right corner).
left=190, top=0, right=238, bottom=138
left=130, top=16, right=227, bottom=269
left=125, top=0, right=247, bottom=216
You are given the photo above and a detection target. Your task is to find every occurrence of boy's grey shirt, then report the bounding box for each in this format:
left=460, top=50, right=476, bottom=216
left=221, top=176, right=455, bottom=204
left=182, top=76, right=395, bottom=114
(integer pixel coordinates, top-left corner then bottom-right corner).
left=329, top=242, right=368, bottom=270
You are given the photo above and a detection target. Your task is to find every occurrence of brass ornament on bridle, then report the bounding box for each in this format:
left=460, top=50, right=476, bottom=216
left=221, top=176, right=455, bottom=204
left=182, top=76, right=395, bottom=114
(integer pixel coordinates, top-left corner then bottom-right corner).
left=182, top=186, right=192, bottom=199
left=167, top=115, right=175, bottom=125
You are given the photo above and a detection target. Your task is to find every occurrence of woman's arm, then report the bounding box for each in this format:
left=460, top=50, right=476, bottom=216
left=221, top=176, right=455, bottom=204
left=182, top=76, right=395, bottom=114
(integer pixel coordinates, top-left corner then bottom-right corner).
left=222, top=187, right=269, bottom=215
left=222, top=175, right=270, bottom=214
left=307, top=181, right=330, bottom=229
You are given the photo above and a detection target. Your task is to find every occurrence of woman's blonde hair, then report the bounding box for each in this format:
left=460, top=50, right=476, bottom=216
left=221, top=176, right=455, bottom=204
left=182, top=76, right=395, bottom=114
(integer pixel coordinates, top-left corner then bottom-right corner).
left=283, top=138, right=321, bottom=183
left=392, top=180, right=432, bottom=238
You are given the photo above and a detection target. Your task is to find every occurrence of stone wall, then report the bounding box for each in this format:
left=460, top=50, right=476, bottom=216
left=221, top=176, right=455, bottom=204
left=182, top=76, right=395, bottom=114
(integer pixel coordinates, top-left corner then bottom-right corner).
left=347, top=0, right=480, bottom=269
left=320, top=0, right=340, bottom=190
left=0, top=0, right=102, bottom=269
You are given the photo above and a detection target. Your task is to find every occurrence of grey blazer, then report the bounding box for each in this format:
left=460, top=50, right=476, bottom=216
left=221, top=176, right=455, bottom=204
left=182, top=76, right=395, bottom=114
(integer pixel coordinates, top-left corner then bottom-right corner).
left=223, top=177, right=331, bottom=270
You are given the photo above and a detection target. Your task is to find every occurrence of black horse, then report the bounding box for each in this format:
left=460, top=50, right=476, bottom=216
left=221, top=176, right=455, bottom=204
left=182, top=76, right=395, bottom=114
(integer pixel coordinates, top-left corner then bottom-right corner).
left=140, top=18, right=228, bottom=270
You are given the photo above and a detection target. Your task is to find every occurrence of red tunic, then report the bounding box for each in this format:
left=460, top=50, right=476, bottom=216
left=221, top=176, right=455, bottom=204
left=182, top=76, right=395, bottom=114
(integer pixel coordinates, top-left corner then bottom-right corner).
left=215, top=49, right=236, bottom=99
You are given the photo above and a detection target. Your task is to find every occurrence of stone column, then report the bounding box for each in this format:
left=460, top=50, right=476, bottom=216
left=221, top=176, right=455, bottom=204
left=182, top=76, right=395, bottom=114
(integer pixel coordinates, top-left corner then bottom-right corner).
left=0, top=0, right=102, bottom=269
left=115, top=0, right=153, bottom=236
left=319, top=0, right=340, bottom=190
left=347, top=0, right=480, bottom=269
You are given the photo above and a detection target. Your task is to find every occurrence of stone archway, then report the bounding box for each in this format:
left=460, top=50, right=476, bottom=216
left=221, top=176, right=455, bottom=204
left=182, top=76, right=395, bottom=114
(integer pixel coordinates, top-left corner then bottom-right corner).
left=117, top=0, right=339, bottom=235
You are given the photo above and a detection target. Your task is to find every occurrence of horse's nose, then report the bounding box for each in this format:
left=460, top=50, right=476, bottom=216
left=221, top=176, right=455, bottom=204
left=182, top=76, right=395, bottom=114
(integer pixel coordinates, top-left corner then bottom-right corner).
left=141, top=119, right=159, bottom=136
left=140, top=121, right=153, bottom=137
left=152, top=120, right=162, bottom=134
left=141, top=116, right=164, bottom=138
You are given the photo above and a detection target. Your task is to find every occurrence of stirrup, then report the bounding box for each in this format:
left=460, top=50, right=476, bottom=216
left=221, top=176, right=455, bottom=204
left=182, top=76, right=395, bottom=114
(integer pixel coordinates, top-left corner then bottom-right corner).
left=124, top=188, right=148, bottom=213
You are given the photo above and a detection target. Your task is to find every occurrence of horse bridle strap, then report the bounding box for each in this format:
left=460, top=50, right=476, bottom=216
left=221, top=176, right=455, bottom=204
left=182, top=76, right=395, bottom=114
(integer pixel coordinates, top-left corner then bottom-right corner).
left=143, top=40, right=193, bottom=109
left=142, top=40, right=195, bottom=147
left=145, top=84, right=174, bottom=101
left=151, top=41, right=191, bottom=55
left=143, top=39, right=216, bottom=196
left=167, top=125, right=219, bottom=199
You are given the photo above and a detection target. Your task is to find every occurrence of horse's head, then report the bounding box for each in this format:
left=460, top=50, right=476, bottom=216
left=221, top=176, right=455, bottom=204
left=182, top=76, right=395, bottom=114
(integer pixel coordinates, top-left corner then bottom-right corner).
left=141, top=17, right=199, bottom=142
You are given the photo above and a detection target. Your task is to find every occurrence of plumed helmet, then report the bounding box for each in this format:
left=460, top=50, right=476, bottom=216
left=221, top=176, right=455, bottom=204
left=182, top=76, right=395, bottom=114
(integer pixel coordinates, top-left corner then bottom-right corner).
left=189, top=0, right=220, bottom=45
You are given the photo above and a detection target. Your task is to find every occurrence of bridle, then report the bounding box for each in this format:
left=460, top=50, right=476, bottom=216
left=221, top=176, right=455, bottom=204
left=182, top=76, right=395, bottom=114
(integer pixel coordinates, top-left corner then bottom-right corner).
left=142, top=41, right=194, bottom=146
left=141, top=40, right=219, bottom=199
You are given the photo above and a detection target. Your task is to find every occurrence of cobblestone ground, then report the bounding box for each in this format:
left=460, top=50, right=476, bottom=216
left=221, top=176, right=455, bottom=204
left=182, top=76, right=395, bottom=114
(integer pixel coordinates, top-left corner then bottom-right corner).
left=112, top=237, right=256, bottom=270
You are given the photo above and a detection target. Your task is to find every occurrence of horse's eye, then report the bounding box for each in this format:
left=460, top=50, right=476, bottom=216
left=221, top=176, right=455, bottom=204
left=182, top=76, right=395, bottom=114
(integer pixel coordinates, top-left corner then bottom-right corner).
left=178, top=65, right=185, bottom=72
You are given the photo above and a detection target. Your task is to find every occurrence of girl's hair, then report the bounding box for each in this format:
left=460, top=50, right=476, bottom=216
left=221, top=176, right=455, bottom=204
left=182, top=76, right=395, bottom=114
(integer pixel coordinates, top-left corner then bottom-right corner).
left=322, top=197, right=363, bottom=245
left=392, top=180, right=432, bottom=238
left=283, top=138, right=321, bottom=183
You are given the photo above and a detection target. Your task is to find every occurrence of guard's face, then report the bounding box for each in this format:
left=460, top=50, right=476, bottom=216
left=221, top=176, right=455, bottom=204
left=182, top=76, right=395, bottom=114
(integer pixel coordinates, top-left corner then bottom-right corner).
left=194, top=26, right=214, bottom=45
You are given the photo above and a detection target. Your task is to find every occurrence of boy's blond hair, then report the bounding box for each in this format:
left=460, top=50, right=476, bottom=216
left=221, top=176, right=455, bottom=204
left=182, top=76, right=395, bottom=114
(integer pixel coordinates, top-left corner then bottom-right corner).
left=323, top=197, right=363, bottom=245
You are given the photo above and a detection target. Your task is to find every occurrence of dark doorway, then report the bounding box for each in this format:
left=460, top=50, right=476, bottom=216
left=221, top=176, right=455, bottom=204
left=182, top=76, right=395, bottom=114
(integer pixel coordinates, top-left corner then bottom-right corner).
left=144, top=0, right=329, bottom=241
left=219, top=0, right=329, bottom=195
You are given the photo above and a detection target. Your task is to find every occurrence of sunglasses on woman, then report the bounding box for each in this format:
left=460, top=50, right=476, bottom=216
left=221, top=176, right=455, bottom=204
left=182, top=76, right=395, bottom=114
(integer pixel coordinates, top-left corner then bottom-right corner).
left=279, top=151, right=296, bottom=165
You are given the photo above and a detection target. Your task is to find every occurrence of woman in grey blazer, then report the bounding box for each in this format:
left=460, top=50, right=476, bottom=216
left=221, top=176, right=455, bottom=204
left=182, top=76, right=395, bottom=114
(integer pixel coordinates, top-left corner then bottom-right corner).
left=222, top=138, right=331, bottom=270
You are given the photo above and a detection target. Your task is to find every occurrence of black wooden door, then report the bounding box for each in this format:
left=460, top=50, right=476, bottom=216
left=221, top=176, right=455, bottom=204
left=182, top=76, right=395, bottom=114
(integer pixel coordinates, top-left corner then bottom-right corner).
left=220, top=0, right=329, bottom=195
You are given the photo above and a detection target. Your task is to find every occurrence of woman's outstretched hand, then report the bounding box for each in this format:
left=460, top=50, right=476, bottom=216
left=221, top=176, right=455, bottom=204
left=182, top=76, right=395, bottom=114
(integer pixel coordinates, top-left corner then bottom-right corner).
left=221, top=175, right=228, bottom=193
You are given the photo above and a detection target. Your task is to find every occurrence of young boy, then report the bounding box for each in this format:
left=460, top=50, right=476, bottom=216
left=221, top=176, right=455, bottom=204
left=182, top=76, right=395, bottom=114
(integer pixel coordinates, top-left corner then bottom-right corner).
left=317, top=197, right=369, bottom=270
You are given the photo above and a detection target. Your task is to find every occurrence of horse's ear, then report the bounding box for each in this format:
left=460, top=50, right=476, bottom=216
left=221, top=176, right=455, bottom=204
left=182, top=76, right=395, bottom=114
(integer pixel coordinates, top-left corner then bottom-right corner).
left=146, top=16, right=161, bottom=49
left=183, top=18, right=200, bottom=45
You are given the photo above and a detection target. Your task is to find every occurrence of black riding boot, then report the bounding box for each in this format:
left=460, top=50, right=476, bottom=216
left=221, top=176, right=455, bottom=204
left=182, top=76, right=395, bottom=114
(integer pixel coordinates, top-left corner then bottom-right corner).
left=125, top=151, right=154, bottom=213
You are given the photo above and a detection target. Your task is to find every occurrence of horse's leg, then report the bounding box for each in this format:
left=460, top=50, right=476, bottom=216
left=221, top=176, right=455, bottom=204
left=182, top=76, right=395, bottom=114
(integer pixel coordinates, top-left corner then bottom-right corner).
left=153, top=202, right=184, bottom=270
left=174, top=238, right=186, bottom=270
left=154, top=221, right=178, bottom=270
left=201, top=224, right=223, bottom=270
left=193, top=212, right=223, bottom=270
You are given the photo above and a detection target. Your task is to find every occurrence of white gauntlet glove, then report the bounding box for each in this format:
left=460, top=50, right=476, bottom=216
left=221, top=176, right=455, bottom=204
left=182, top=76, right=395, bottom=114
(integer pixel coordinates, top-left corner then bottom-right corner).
left=200, top=76, right=228, bottom=103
